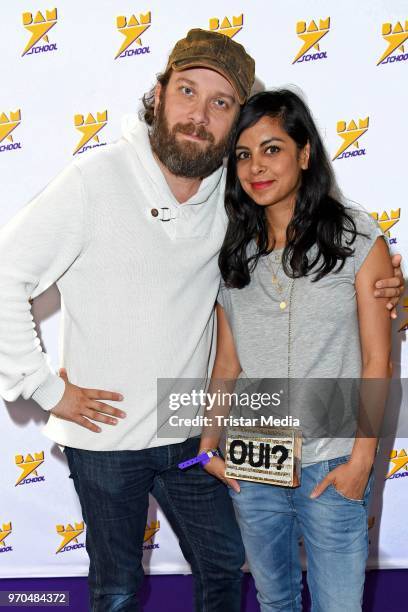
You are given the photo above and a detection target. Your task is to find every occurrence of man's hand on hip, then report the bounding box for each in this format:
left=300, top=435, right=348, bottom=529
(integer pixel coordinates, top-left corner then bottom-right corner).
left=50, top=368, right=126, bottom=433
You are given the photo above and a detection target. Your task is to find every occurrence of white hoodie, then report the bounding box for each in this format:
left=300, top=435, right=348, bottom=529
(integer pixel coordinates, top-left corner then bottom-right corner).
left=0, top=116, right=227, bottom=450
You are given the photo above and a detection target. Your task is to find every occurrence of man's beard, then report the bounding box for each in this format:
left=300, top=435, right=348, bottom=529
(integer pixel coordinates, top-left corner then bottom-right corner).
left=149, top=98, right=234, bottom=179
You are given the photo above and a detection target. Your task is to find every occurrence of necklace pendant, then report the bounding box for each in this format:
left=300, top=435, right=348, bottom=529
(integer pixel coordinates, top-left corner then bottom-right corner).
left=279, top=301, right=287, bottom=310
left=271, top=274, right=278, bottom=284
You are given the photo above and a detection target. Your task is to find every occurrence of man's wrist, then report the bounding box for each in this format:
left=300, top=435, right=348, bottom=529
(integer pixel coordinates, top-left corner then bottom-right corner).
left=199, top=446, right=219, bottom=454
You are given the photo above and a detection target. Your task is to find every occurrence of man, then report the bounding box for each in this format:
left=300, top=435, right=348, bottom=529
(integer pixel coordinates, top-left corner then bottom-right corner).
left=0, top=29, right=403, bottom=612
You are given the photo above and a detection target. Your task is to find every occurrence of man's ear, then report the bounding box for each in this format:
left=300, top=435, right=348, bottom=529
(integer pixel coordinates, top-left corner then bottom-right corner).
left=301, top=142, right=311, bottom=170
left=153, top=83, right=162, bottom=117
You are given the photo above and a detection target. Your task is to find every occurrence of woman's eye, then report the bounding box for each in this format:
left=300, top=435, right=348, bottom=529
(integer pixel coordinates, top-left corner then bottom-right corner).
left=214, top=99, right=227, bottom=109
left=181, top=86, right=194, bottom=96
left=236, top=151, right=249, bottom=161
left=266, top=145, right=280, bottom=154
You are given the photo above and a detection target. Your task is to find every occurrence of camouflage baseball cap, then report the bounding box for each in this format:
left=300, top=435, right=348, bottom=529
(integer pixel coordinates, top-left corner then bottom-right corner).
left=166, top=28, right=255, bottom=104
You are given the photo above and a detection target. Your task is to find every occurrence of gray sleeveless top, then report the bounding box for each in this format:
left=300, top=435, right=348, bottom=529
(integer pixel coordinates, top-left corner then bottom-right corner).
left=218, top=206, right=384, bottom=465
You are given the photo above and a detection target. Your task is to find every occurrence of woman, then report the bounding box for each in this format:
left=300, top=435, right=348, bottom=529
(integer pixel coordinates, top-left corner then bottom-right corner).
left=199, top=90, right=392, bottom=611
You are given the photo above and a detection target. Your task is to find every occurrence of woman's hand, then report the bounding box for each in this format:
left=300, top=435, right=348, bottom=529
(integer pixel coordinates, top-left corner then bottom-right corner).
left=203, top=455, right=241, bottom=493
left=310, top=459, right=372, bottom=501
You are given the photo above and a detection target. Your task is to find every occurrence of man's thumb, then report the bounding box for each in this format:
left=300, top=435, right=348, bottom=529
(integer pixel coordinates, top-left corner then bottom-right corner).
left=310, top=475, right=332, bottom=499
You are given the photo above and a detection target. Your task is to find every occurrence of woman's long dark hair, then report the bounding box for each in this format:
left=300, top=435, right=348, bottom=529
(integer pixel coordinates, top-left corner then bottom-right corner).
left=219, top=89, right=362, bottom=288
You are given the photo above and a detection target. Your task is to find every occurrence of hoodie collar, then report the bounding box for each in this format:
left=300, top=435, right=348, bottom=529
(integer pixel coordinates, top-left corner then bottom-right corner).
left=121, top=114, right=225, bottom=207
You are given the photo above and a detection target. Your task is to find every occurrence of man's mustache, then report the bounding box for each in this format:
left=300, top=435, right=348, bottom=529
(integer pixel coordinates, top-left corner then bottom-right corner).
left=172, top=122, right=215, bottom=144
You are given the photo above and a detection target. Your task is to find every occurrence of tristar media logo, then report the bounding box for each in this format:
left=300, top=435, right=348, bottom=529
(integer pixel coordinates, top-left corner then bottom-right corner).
left=332, top=117, right=369, bottom=161
left=0, top=110, right=22, bottom=153
left=56, top=522, right=85, bottom=554
left=0, top=522, right=13, bottom=554
left=143, top=520, right=160, bottom=551
left=370, top=209, right=400, bottom=245
left=386, top=449, right=408, bottom=480
left=377, top=21, right=408, bottom=65
left=22, top=9, right=58, bottom=57
left=15, top=451, right=45, bottom=486
left=115, top=12, right=151, bottom=59
left=209, top=15, right=243, bottom=39
left=73, top=112, right=108, bottom=155
left=399, top=297, right=408, bottom=333
left=293, top=18, right=330, bottom=64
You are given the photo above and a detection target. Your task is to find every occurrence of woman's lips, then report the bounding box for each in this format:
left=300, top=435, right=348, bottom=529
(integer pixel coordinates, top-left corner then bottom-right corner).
left=250, top=180, right=275, bottom=190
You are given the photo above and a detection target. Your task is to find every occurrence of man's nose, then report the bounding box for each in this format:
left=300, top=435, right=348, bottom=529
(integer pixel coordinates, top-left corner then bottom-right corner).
left=188, top=98, right=209, bottom=125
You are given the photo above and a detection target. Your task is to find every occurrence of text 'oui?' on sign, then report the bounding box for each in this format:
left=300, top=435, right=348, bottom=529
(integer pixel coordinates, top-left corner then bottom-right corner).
left=225, top=427, right=302, bottom=487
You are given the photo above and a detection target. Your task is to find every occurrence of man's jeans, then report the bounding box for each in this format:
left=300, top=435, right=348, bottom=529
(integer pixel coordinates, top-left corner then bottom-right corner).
left=64, top=437, right=244, bottom=612
left=229, top=455, right=373, bottom=612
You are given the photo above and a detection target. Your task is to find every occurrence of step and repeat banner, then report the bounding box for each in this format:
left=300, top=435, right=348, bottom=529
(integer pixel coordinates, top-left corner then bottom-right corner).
left=1, top=0, right=407, bottom=577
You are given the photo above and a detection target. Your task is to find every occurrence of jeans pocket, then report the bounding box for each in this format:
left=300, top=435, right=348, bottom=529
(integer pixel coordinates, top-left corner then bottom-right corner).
left=326, top=455, right=373, bottom=505
left=329, top=483, right=365, bottom=504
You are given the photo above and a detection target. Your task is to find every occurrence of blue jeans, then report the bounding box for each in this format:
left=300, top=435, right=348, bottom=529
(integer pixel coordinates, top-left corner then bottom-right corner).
left=229, top=455, right=373, bottom=612
left=64, top=437, right=244, bottom=612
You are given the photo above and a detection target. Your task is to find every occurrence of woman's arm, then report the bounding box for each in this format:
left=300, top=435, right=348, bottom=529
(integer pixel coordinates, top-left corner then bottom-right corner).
left=351, top=236, right=393, bottom=467
left=199, top=304, right=242, bottom=490
left=312, top=237, right=393, bottom=500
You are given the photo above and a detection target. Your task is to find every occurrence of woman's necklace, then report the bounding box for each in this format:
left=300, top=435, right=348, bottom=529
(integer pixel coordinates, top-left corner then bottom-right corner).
left=264, top=252, right=294, bottom=311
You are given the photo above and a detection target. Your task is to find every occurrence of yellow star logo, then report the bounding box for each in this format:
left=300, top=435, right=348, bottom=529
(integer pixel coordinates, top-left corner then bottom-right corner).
left=0, top=523, right=12, bottom=547
left=370, top=210, right=400, bottom=236
left=0, top=110, right=21, bottom=144
left=398, top=298, right=408, bottom=333
left=56, top=522, right=84, bottom=554
left=73, top=112, right=108, bottom=155
left=386, top=449, right=408, bottom=479
left=377, top=21, right=408, bottom=65
left=15, top=452, right=44, bottom=486
left=144, top=520, right=160, bottom=543
left=332, top=118, right=369, bottom=160
left=22, top=9, right=57, bottom=57
left=115, top=13, right=151, bottom=59
left=209, top=15, right=243, bottom=39
left=293, top=18, right=330, bottom=64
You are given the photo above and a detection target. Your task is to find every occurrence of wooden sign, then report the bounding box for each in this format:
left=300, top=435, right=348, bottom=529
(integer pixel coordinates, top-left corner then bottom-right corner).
left=225, top=427, right=302, bottom=487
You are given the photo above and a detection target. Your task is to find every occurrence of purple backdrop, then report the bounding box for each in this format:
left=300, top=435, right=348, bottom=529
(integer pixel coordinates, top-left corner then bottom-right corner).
left=0, top=570, right=407, bottom=611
